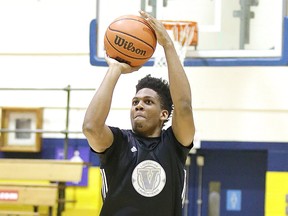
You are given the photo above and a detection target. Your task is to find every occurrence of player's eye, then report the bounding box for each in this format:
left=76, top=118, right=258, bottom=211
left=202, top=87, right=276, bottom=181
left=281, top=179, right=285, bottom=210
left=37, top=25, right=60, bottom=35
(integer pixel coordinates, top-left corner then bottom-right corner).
left=132, top=100, right=139, bottom=106
left=145, top=100, right=152, bottom=105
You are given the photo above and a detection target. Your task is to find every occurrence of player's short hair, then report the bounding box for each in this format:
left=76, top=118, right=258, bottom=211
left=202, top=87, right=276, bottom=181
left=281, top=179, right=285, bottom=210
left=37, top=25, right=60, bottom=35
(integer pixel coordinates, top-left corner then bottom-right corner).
left=136, top=74, right=173, bottom=125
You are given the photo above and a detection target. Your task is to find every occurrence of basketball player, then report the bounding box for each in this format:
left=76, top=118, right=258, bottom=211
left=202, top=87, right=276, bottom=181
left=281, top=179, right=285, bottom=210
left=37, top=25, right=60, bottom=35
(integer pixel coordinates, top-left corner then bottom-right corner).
left=83, top=10, right=195, bottom=216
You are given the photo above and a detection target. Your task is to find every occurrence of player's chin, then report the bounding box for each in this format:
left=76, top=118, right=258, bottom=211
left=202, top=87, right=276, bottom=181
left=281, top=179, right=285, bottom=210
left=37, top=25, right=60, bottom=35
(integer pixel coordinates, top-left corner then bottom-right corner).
left=132, top=121, right=145, bottom=133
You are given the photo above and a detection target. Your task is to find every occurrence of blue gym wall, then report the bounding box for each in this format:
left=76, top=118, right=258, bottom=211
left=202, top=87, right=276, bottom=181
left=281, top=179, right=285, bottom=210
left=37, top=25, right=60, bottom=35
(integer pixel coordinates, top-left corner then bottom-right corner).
left=188, top=149, right=267, bottom=216
left=186, top=141, right=288, bottom=216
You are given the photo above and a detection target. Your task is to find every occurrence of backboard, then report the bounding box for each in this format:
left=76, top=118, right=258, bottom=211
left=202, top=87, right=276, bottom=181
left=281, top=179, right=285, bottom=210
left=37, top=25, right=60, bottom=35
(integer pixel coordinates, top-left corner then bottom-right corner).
left=90, top=0, right=288, bottom=66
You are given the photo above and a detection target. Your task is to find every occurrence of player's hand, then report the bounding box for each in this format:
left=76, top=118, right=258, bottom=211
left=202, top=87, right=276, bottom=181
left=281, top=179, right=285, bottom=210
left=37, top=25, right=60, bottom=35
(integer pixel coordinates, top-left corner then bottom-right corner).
left=105, top=54, right=141, bottom=74
left=139, top=10, right=173, bottom=48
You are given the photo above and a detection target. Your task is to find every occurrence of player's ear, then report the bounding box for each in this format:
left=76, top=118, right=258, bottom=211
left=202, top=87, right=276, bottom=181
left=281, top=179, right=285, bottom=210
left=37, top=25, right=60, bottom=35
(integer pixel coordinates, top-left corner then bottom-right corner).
left=160, top=110, right=169, bottom=121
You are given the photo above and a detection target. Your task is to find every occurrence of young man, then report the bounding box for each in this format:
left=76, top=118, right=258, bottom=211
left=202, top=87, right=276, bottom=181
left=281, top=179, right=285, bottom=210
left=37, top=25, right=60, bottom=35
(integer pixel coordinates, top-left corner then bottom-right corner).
left=83, top=10, right=195, bottom=216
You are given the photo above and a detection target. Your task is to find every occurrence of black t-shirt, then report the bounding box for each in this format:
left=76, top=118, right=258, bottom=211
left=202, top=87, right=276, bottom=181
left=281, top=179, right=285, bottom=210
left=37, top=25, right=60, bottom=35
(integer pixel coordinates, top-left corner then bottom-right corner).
left=93, top=126, right=193, bottom=216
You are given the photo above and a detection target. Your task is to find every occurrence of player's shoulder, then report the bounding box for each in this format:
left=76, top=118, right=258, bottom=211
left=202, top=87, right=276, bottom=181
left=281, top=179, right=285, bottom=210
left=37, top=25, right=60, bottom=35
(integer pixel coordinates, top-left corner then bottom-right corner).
left=108, top=126, right=135, bottom=140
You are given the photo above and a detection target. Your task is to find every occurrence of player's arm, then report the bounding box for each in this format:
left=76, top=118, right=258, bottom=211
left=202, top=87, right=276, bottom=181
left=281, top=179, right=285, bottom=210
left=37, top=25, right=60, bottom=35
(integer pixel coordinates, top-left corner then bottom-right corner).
left=139, top=11, right=195, bottom=147
left=82, top=56, right=140, bottom=153
left=164, top=42, right=195, bottom=147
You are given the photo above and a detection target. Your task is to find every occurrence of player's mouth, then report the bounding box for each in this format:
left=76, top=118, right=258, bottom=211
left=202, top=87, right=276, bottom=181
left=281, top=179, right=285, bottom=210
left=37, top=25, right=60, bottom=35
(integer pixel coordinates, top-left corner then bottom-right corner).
left=134, top=115, right=145, bottom=119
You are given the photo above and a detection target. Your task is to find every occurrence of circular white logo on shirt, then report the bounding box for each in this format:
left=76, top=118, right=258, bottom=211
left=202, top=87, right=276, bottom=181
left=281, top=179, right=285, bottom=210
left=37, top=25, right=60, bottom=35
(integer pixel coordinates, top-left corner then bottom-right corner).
left=131, top=160, right=166, bottom=197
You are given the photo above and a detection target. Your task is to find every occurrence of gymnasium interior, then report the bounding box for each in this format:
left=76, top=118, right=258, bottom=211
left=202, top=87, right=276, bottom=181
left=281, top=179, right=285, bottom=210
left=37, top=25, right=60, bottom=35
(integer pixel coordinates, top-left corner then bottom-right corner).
left=0, top=0, right=287, bottom=215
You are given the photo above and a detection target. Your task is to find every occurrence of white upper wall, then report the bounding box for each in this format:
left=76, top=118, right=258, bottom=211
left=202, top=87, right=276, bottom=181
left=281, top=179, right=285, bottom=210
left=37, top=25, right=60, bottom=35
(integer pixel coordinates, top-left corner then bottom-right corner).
left=0, top=0, right=94, bottom=53
left=0, top=0, right=287, bottom=143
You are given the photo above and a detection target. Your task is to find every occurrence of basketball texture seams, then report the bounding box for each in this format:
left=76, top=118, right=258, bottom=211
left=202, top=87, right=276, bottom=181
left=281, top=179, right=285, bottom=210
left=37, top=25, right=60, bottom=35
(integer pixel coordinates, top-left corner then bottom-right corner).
left=109, top=18, right=156, bottom=45
left=104, top=33, right=152, bottom=61
left=107, top=26, right=156, bottom=51
left=104, top=15, right=157, bottom=67
left=105, top=28, right=156, bottom=57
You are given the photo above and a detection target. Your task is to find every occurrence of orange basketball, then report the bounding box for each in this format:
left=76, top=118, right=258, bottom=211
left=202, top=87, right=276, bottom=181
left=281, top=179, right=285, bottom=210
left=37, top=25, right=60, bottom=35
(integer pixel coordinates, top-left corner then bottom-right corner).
left=104, top=15, right=157, bottom=67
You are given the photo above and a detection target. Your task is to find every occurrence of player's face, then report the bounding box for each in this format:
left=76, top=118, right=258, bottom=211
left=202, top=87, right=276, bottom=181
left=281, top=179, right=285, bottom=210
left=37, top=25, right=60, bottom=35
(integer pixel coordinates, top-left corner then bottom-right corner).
left=130, top=88, right=166, bottom=137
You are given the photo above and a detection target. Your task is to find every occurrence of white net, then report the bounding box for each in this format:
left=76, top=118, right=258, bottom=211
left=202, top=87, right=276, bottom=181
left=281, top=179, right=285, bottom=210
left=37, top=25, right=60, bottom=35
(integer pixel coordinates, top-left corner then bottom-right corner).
left=153, top=22, right=195, bottom=67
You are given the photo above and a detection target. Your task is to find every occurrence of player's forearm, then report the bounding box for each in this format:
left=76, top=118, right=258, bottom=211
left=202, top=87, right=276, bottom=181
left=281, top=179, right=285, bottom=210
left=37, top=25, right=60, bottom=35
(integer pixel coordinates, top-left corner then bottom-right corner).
left=164, top=44, right=192, bottom=108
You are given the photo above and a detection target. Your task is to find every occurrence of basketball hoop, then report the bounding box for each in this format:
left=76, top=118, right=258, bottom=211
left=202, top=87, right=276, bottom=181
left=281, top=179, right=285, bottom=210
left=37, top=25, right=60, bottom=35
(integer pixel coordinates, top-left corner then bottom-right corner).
left=154, top=20, right=198, bottom=67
